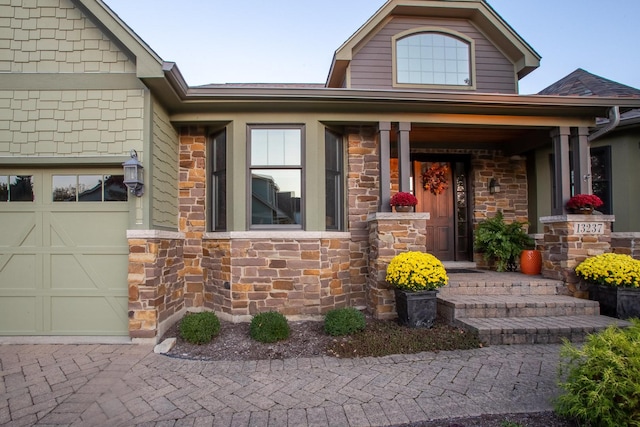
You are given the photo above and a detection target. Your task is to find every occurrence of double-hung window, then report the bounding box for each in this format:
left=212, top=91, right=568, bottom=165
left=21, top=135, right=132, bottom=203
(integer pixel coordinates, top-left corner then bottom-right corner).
left=249, top=125, right=304, bottom=228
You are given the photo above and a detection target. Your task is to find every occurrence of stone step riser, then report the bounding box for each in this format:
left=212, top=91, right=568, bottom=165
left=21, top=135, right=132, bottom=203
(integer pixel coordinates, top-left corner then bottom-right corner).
left=453, top=315, right=631, bottom=346
left=441, top=283, right=561, bottom=297
left=439, top=304, right=598, bottom=321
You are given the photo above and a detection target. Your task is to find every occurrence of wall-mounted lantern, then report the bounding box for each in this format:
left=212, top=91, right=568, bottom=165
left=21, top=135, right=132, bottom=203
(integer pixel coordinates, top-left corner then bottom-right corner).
left=122, top=149, right=144, bottom=197
left=489, top=178, right=500, bottom=194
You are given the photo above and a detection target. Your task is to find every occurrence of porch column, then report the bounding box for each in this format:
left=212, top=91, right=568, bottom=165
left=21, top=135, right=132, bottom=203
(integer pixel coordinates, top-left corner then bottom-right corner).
left=378, top=122, right=392, bottom=212
left=397, top=122, right=412, bottom=193
left=571, top=127, right=592, bottom=195
left=551, top=127, right=571, bottom=214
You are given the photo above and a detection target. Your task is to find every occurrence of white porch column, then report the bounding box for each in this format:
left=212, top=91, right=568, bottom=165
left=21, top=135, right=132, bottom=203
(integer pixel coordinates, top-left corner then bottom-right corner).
left=397, top=122, right=411, bottom=193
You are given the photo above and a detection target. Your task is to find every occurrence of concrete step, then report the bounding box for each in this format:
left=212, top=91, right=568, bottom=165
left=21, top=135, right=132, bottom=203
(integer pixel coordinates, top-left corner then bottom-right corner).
left=438, top=295, right=600, bottom=323
left=455, top=315, right=632, bottom=346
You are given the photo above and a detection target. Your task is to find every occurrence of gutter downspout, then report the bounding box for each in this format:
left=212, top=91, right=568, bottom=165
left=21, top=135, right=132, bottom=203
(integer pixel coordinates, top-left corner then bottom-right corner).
left=588, top=106, right=621, bottom=142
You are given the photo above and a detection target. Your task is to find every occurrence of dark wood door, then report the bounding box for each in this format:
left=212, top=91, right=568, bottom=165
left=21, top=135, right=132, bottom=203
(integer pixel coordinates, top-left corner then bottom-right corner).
left=414, top=161, right=455, bottom=261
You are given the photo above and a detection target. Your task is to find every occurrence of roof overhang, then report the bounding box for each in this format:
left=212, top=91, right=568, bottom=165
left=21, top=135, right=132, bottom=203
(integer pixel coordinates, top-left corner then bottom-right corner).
left=153, top=64, right=640, bottom=124
left=327, top=0, right=541, bottom=87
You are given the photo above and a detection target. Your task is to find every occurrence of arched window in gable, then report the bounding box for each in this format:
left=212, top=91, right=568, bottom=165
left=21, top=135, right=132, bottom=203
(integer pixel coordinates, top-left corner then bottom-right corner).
left=394, top=30, right=473, bottom=87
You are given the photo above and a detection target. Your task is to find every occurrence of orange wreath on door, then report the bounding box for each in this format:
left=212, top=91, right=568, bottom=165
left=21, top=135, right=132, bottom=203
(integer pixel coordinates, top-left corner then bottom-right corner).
left=421, top=163, right=449, bottom=195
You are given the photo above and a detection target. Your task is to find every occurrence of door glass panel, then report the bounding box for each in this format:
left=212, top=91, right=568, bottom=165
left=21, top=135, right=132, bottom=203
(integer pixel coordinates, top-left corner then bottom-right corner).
left=455, top=165, right=468, bottom=255
left=53, top=175, right=77, bottom=201
left=10, top=176, right=34, bottom=202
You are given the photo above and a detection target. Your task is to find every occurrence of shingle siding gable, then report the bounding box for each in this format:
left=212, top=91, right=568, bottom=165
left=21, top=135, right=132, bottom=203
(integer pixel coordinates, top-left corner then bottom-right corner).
left=349, top=16, right=516, bottom=93
left=0, top=0, right=135, bottom=74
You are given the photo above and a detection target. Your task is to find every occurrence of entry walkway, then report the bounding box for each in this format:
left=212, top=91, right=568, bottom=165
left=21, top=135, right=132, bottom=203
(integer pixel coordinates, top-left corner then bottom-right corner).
left=1, top=343, right=562, bottom=426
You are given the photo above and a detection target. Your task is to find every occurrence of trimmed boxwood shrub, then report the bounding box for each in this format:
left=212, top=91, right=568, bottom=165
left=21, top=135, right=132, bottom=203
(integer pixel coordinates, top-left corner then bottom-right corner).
left=250, top=311, right=290, bottom=343
left=179, top=311, right=221, bottom=344
left=324, top=307, right=366, bottom=336
left=554, top=319, right=640, bottom=426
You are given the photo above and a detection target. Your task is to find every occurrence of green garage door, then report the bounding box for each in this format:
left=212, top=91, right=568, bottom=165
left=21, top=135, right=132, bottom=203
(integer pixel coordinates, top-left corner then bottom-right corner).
left=0, top=169, right=130, bottom=336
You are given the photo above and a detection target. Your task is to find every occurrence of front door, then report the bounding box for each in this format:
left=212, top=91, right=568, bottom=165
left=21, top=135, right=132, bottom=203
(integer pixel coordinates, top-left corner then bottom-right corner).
left=413, top=160, right=471, bottom=261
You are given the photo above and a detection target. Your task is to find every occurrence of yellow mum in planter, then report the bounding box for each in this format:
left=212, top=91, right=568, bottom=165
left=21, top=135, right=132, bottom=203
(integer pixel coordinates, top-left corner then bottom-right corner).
left=575, top=253, right=640, bottom=288
left=386, top=251, right=448, bottom=291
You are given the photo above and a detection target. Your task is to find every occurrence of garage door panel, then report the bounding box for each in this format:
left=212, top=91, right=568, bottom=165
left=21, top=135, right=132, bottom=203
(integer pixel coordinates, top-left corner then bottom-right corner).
left=50, top=211, right=128, bottom=247
left=0, top=297, right=38, bottom=333
left=0, top=254, right=37, bottom=289
left=51, top=254, right=99, bottom=290
left=51, top=254, right=127, bottom=290
left=0, top=170, right=129, bottom=336
left=0, top=212, right=37, bottom=248
left=51, top=296, right=128, bottom=335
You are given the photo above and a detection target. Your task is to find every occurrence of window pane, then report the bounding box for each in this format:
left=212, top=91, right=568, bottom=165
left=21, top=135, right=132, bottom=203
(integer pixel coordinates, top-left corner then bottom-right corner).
left=283, top=129, right=301, bottom=165
left=78, top=175, right=103, bottom=202
left=0, top=176, right=8, bottom=201
left=213, top=132, right=226, bottom=172
left=251, top=129, right=301, bottom=166
left=103, top=175, right=128, bottom=201
left=53, top=175, right=77, bottom=201
left=10, top=176, right=34, bottom=202
left=325, top=130, right=343, bottom=231
left=251, top=129, right=269, bottom=165
left=214, top=172, right=227, bottom=230
left=251, top=169, right=301, bottom=225
left=211, top=129, right=227, bottom=231
left=396, top=32, right=470, bottom=86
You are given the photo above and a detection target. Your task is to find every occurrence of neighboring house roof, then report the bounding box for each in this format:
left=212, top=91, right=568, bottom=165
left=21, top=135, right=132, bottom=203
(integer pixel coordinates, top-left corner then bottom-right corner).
left=326, top=0, right=541, bottom=87
left=194, top=83, right=326, bottom=89
left=538, top=68, right=640, bottom=98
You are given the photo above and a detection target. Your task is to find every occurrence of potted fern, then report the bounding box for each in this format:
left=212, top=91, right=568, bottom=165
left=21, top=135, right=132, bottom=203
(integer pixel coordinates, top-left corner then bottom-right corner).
left=473, top=211, right=534, bottom=272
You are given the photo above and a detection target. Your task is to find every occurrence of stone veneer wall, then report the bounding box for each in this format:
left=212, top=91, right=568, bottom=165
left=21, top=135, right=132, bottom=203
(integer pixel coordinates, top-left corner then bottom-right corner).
left=540, top=215, right=615, bottom=298
left=127, top=231, right=185, bottom=340
left=346, top=127, right=380, bottom=309
left=471, top=151, right=528, bottom=223
left=611, top=232, right=640, bottom=260
left=367, top=213, right=430, bottom=319
left=179, top=126, right=207, bottom=309
left=175, top=125, right=366, bottom=323
left=202, top=233, right=351, bottom=320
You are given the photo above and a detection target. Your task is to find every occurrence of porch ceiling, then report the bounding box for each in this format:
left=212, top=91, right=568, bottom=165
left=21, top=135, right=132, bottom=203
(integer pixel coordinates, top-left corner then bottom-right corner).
left=392, top=124, right=550, bottom=154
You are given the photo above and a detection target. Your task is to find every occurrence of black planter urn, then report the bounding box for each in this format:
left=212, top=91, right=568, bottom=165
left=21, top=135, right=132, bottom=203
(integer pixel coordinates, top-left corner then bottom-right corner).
left=394, top=289, right=438, bottom=328
left=589, top=284, right=640, bottom=319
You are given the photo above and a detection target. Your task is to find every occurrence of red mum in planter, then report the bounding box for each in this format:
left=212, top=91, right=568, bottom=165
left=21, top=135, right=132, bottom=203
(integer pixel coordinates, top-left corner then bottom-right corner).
left=390, top=191, right=418, bottom=207
left=566, top=194, right=603, bottom=210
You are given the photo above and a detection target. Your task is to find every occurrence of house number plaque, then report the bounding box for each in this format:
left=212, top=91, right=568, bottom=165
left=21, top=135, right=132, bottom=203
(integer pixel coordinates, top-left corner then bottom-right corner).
left=573, top=222, right=605, bottom=234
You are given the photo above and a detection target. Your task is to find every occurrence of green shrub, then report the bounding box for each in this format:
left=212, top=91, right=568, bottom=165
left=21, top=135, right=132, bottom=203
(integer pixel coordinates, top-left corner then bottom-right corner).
left=324, top=307, right=366, bottom=336
left=250, top=311, right=290, bottom=343
left=554, top=319, right=640, bottom=427
left=179, top=311, right=220, bottom=344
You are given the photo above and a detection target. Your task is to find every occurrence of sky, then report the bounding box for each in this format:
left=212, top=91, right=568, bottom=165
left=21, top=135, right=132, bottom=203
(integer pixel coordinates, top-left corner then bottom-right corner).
left=102, top=0, right=640, bottom=95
